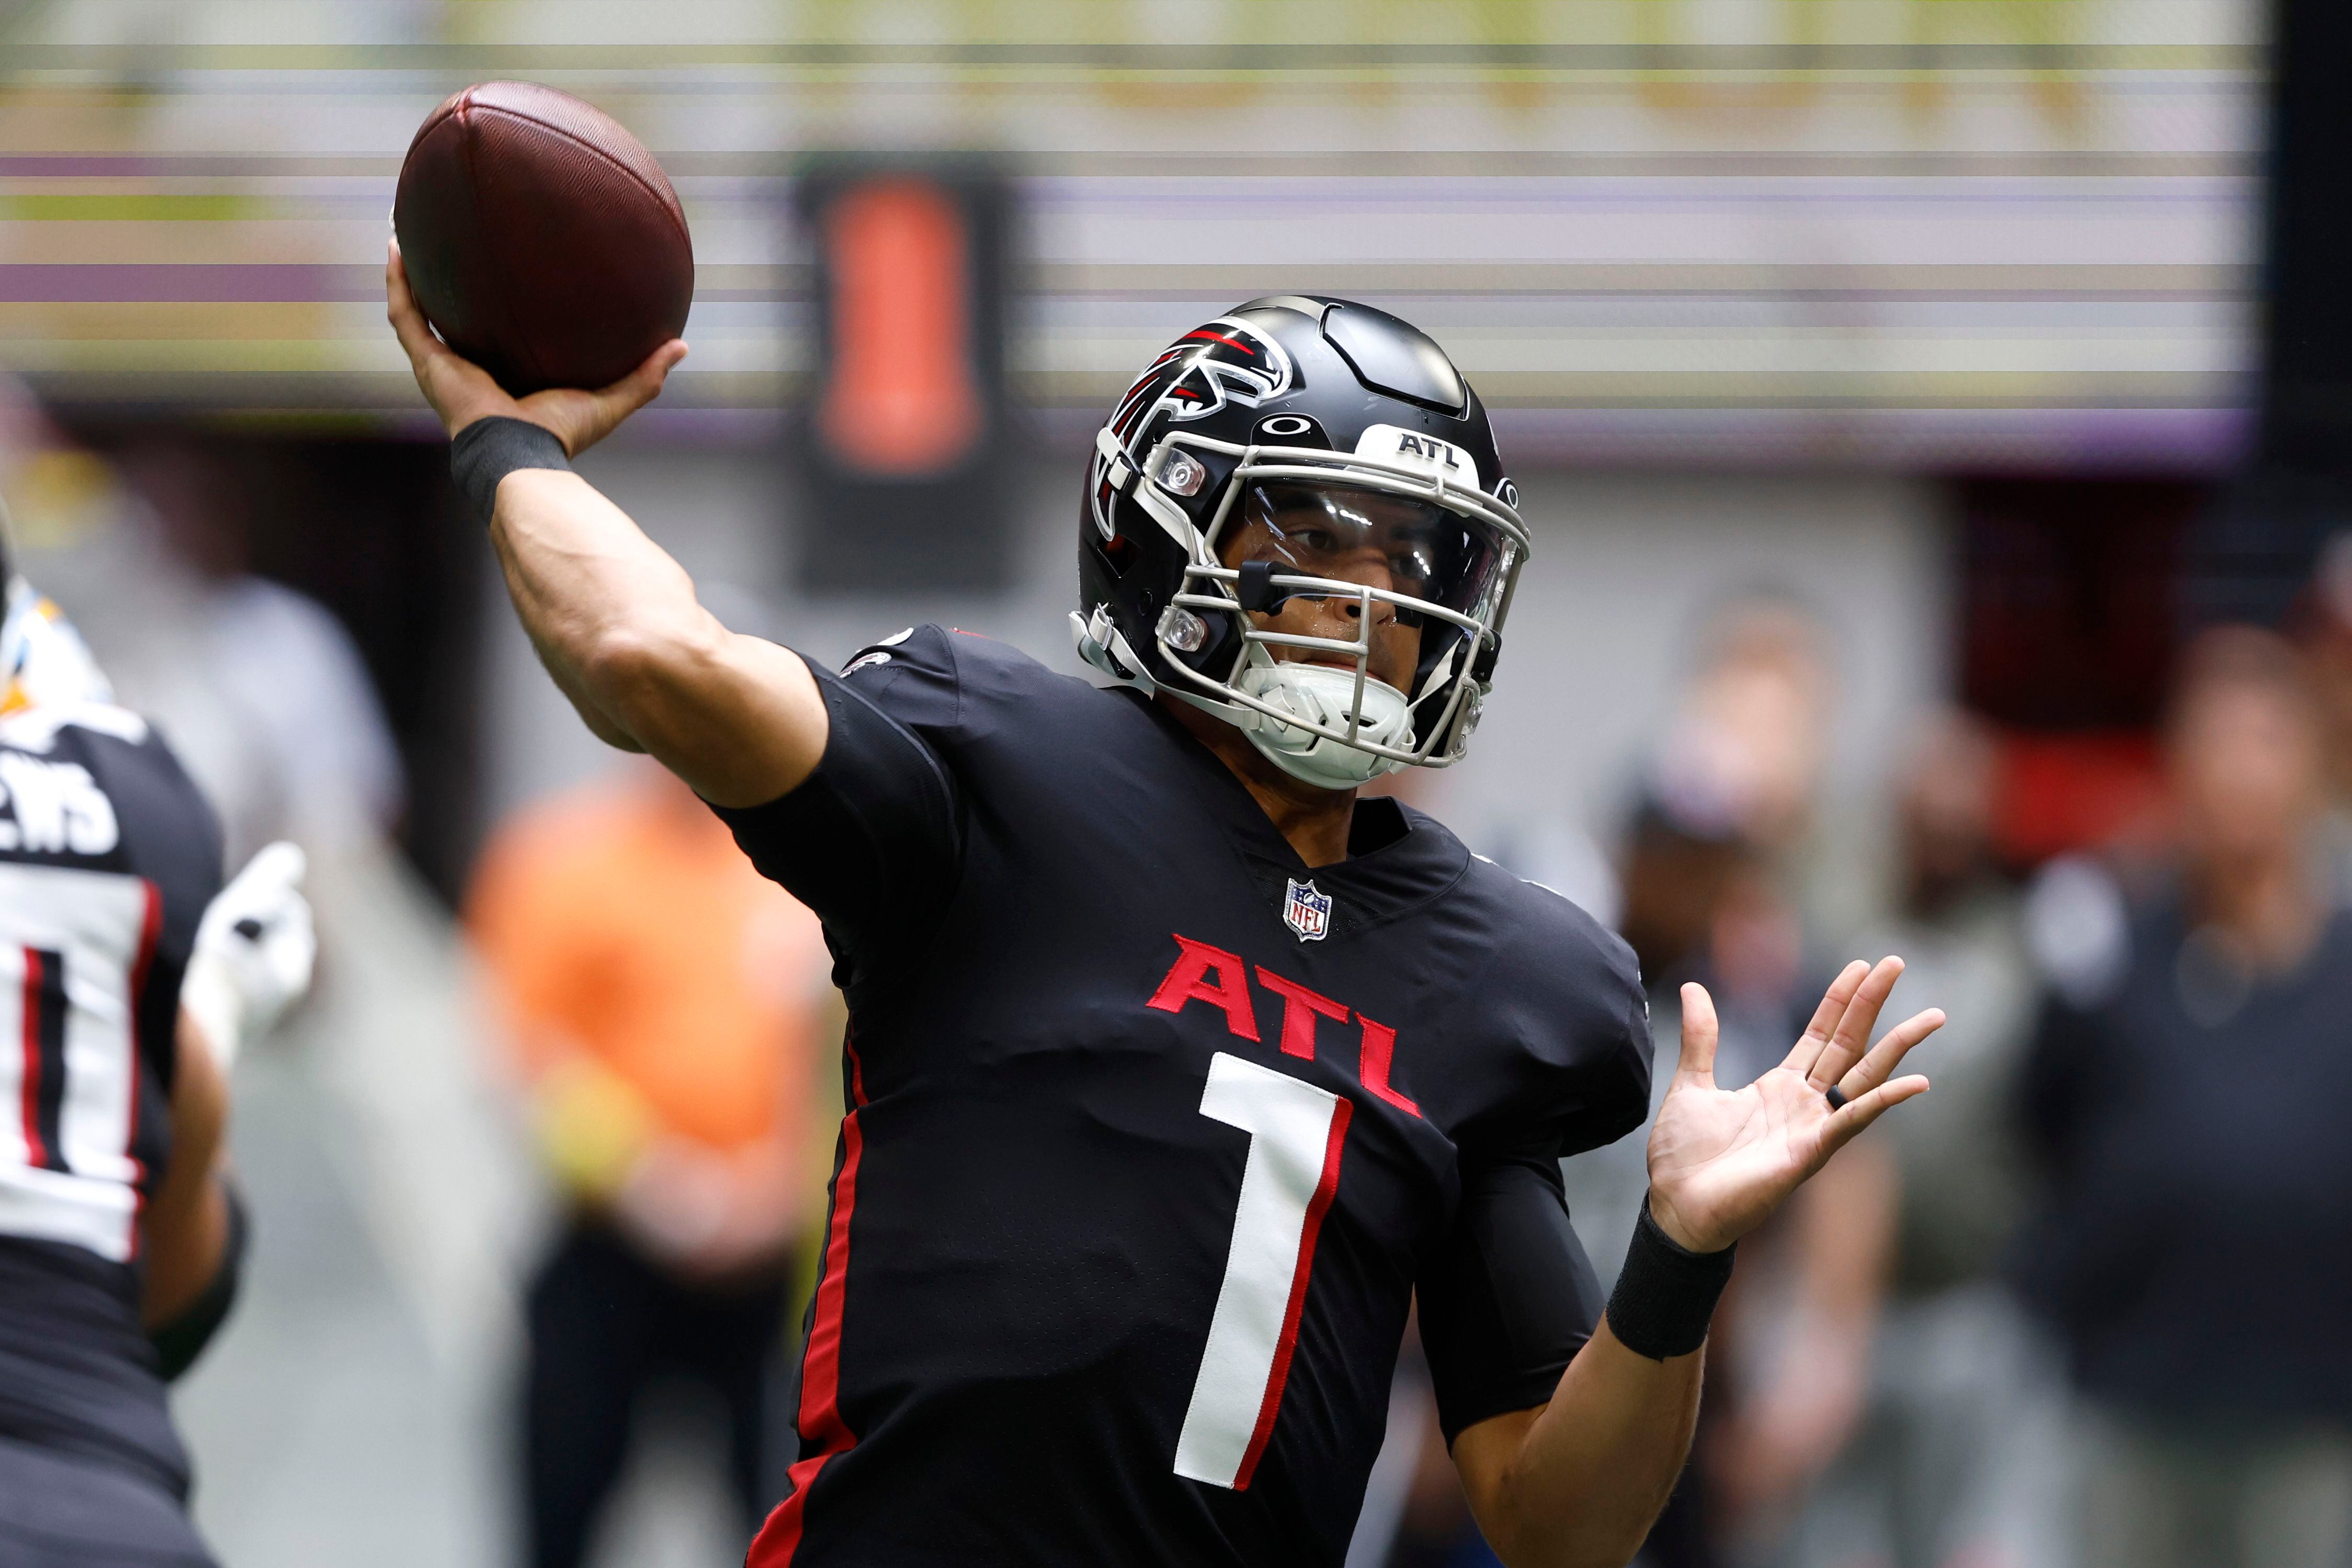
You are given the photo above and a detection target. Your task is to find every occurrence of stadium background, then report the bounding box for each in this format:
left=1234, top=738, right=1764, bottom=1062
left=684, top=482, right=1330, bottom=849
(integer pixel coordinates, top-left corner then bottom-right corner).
left=0, top=3, right=2319, bottom=1566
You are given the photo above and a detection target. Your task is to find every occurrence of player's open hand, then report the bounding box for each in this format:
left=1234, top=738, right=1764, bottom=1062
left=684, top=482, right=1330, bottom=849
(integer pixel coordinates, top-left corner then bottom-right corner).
left=386, top=239, right=687, bottom=458
left=1644, top=958, right=1939, bottom=1254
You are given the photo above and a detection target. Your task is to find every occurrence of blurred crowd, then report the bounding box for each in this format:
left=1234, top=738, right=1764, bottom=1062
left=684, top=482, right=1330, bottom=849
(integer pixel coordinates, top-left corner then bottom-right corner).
left=1379, top=580, right=2352, bottom=1568
left=8, top=396, right=2352, bottom=1568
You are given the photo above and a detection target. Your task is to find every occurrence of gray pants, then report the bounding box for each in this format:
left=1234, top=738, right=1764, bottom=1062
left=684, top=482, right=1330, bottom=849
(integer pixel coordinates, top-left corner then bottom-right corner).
left=0, top=1435, right=214, bottom=1568
left=2075, top=1407, right=2352, bottom=1568
left=1748, top=1286, right=2070, bottom=1568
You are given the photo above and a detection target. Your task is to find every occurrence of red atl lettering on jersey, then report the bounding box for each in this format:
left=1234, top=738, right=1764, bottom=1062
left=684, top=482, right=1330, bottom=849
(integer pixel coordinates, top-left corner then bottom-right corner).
left=1150, top=936, right=1420, bottom=1118
left=1353, top=1016, right=1419, bottom=1117
left=1146, top=935, right=1261, bottom=1042
left=1253, top=967, right=1349, bottom=1061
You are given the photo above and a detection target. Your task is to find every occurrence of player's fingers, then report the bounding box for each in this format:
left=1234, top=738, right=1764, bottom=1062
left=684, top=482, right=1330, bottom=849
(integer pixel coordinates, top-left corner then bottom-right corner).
left=1808, top=955, right=1903, bottom=1089
left=563, top=339, right=689, bottom=455
left=386, top=242, right=522, bottom=441
left=237, top=839, right=309, bottom=896
left=1782, top=960, right=1868, bottom=1074
left=1835, top=1006, right=1944, bottom=1100
left=1817, top=1073, right=1930, bottom=1158
left=606, top=339, right=689, bottom=408
left=1676, top=982, right=1720, bottom=1086
left=384, top=241, right=440, bottom=364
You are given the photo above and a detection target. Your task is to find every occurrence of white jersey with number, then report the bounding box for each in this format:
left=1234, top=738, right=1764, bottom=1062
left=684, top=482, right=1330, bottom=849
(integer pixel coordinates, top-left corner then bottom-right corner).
left=0, top=703, right=219, bottom=1263
left=0, top=701, right=222, bottom=1498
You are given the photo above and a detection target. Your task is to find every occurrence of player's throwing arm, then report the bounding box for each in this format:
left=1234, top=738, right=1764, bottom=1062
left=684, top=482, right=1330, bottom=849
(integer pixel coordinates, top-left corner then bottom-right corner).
left=383, top=250, right=823, bottom=811
left=382, top=84, right=826, bottom=810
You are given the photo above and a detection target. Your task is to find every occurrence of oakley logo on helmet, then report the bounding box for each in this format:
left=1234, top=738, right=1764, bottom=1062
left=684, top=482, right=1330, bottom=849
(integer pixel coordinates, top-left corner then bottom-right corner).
left=1255, top=413, right=1324, bottom=443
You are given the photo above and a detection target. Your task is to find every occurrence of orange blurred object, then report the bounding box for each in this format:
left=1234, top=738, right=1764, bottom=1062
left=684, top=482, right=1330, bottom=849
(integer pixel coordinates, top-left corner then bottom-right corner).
left=816, top=176, right=984, bottom=477
left=467, top=770, right=832, bottom=1157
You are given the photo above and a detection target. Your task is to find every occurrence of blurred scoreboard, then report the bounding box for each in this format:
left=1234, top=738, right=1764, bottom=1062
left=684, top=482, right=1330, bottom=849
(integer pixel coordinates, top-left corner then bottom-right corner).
left=0, top=0, right=2261, bottom=472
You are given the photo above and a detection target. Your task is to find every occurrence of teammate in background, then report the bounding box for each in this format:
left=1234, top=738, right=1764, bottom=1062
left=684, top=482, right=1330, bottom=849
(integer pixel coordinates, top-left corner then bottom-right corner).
left=0, top=545, right=314, bottom=1567
left=391, top=250, right=1946, bottom=1568
left=467, top=760, right=833, bottom=1568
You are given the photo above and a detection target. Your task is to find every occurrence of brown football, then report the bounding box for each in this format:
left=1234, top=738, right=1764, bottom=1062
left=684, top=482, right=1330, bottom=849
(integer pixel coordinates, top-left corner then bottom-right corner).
left=393, top=81, right=693, bottom=396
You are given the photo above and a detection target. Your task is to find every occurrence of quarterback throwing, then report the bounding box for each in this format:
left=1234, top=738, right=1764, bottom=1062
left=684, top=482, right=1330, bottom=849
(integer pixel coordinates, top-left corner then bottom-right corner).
left=389, top=247, right=1939, bottom=1568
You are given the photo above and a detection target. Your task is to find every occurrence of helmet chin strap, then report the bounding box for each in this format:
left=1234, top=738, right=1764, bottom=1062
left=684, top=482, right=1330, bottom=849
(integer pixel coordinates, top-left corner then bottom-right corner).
left=1231, top=656, right=1411, bottom=791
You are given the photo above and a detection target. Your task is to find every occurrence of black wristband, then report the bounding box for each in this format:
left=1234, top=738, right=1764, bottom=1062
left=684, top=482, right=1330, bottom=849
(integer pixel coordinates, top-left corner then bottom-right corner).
left=450, top=416, right=571, bottom=525
left=1604, top=1193, right=1735, bottom=1361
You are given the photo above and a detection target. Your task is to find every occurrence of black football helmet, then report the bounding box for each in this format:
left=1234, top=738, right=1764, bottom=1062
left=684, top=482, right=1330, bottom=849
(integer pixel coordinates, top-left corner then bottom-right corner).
left=1074, top=295, right=1526, bottom=789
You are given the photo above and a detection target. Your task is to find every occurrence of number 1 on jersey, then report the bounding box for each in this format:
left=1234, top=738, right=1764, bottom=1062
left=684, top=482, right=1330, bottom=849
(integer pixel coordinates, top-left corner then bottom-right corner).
left=1174, top=1051, right=1353, bottom=1491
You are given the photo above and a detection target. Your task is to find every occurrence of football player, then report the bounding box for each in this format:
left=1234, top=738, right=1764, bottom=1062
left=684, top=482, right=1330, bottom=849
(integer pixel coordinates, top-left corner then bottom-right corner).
left=0, top=543, right=314, bottom=1567
left=390, top=250, right=1942, bottom=1568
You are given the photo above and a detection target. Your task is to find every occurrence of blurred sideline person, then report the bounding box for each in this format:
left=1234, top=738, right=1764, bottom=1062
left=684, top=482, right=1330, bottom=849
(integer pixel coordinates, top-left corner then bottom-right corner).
left=1378, top=1325, right=1504, bottom=1568
left=1552, top=608, right=1899, bottom=1568
left=0, top=541, right=314, bottom=1567
left=1573, top=599, right=1849, bottom=1317
left=392, top=255, right=1947, bottom=1568
left=1640, top=607, right=1900, bottom=1565
left=2284, top=532, right=2352, bottom=895
left=14, top=432, right=406, bottom=864
left=467, top=761, right=833, bottom=1568
left=1777, top=712, right=2057, bottom=1568
left=112, top=436, right=404, bottom=852
left=2020, top=628, right=2352, bottom=1568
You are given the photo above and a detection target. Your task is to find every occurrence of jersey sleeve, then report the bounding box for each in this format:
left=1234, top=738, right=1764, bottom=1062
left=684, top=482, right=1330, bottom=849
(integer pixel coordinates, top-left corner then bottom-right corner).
left=1465, top=881, right=1655, bottom=1157
left=1413, top=876, right=1653, bottom=1441
left=1417, top=1145, right=1606, bottom=1441
left=708, top=628, right=965, bottom=984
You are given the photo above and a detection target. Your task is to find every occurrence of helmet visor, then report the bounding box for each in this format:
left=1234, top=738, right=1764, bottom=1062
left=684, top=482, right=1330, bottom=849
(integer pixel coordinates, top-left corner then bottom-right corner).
left=1227, top=479, right=1508, bottom=625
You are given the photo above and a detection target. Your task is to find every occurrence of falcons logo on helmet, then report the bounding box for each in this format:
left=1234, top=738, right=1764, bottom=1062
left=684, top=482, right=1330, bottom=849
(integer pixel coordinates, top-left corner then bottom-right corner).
left=1091, top=319, right=1295, bottom=536
left=1113, top=319, right=1294, bottom=435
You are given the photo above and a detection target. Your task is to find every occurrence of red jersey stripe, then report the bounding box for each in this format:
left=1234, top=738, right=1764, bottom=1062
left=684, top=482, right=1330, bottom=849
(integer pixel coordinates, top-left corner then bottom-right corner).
left=124, top=880, right=162, bottom=1257
left=746, top=1028, right=870, bottom=1566
left=19, top=949, right=46, bottom=1169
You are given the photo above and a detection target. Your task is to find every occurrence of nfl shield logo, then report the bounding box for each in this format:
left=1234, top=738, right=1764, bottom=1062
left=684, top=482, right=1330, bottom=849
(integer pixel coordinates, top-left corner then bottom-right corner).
left=1283, top=878, right=1333, bottom=943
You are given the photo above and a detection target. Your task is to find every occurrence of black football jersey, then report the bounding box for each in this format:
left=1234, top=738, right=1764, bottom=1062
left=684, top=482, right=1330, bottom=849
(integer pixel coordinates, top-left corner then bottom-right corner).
left=719, top=626, right=1650, bottom=1568
left=0, top=702, right=222, bottom=1498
